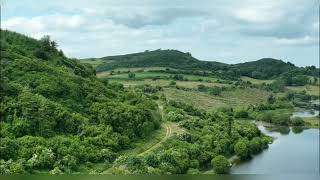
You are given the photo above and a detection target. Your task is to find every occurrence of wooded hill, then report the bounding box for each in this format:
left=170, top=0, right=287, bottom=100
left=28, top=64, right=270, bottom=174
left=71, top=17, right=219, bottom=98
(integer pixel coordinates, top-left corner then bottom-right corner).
left=0, top=30, right=161, bottom=173
left=83, top=49, right=319, bottom=80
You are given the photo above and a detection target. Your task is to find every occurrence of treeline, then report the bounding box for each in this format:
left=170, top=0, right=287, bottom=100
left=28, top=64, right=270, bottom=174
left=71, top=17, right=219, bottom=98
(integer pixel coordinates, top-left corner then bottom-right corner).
left=240, top=91, right=314, bottom=126
left=0, top=30, right=161, bottom=174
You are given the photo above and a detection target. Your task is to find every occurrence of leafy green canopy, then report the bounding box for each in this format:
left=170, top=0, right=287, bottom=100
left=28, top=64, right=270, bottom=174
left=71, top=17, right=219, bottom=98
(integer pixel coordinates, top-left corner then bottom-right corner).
left=106, top=101, right=272, bottom=174
left=0, top=30, right=161, bottom=173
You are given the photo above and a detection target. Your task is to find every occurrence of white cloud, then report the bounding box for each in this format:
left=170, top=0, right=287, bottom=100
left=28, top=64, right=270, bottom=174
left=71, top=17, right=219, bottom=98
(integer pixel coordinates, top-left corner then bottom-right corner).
left=232, top=6, right=284, bottom=24
left=2, top=17, right=45, bottom=35
left=2, top=15, right=86, bottom=38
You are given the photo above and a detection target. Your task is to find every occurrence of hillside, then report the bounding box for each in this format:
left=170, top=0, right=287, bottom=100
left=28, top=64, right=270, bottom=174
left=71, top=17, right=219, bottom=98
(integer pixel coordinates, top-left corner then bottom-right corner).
left=0, top=30, right=161, bottom=173
left=231, top=58, right=296, bottom=79
left=82, top=50, right=319, bottom=80
left=85, top=49, right=227, bottom=72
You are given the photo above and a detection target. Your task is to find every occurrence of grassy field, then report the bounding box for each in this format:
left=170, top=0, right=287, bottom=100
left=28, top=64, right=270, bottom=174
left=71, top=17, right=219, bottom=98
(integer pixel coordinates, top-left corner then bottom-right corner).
left=162, top=87, right=270, bottom=110
left=99, top=69, right=315, bottom=111
left=98, top=71, right=172, bottom=79
left=100, top=67, right=172, bottom=73
left=220, top=88, right=270, bottom=105
left=81, top=59, right=106, bottom=68
left=175, top=81, right=231, bottom=88
left=241, top=76, right=275, bottom=84
left=303, top=117, right=320, bottom=128
left=108, top=79, right=231, bottom=89
left=109, top=79, right=170, bottom=87
left=163, top=88, right=229, bottom=109
left=98, top=71, right=219, bottom=81
left=97, top=67, right=174, bottom=77
left=287, top=85, right=320, bottom=96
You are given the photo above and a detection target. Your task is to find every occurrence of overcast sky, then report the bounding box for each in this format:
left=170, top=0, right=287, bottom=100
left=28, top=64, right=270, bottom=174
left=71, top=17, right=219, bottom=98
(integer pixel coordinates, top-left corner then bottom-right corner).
left=1, top=0, right=319, bottom=66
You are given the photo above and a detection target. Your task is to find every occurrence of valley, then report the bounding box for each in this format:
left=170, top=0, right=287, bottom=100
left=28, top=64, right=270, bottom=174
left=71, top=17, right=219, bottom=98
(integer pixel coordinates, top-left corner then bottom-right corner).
left=0, top=30, right=319, bottom=175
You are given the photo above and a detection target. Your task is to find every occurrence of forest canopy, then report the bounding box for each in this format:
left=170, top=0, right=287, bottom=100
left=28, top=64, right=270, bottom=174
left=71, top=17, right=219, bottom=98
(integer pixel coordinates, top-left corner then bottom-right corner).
left=0, top=30, right=161, bottom=174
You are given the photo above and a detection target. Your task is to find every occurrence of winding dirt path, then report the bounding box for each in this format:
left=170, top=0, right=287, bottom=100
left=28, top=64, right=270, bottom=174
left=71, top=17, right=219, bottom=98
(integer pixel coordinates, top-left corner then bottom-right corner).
left=138, top=122, right=172, bottom=156
left=136, top=103, right=184, bottom=156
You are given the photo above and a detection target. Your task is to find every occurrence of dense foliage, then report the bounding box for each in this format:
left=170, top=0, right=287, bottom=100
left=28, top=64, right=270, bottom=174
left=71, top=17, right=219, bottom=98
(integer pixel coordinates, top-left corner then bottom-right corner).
left=105, top=100, right=272, bottom=174
left=0, top=30, right=161, bottom=174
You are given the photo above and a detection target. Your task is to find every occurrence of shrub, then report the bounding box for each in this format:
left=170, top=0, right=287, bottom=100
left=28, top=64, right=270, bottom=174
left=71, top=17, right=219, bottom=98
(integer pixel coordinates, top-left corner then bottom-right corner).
left=249, top=137, right=262, bottom=154
left=291, top=117, right=304, bottom=126
left=235, top=110, right=249, bottom=118
left=128, top=72, right=136, bottom=79
left=169, top=81, right=176, bottom=86
left=234, top=139, right=250, bottom=160
left=211, top=155, right=230, bottom=174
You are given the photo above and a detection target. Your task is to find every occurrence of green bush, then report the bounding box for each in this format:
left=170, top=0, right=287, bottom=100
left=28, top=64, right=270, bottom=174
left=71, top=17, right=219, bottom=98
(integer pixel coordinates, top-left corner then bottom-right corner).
left=234, top=139, right=250, bottom=160
left=211, top=155, right=230, bottom=174
left=291, top=117, right=304, bottom=126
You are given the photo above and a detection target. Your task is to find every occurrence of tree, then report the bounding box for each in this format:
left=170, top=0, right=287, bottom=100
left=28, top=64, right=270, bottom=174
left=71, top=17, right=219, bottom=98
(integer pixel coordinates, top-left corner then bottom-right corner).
left=126, top=156, right=145, bottom=172
left=291, top=117, right=304, bottom=126
left=209, top=86, right=222, bottom=96
left=249, top=137, right=262, bottom=154
left=34, top=49, right=49, bottom=60
left=39, top=35, right=55, bottom=52
left=173, top=74, right=184, bottom=81
left=235, top=109, right=249, bottom=118
left=197, top=84, right=207, bottom=92
left=34, top=35, right=58, bottom=60
left=9, top=160, right=26, bottom=174
left=267, top=94, right=276, bottom=104
left=128, top=72, right=136, bottom=79
left=261, top=136, right=272, bottom=149
left=169, top=81, right=176, bottom=86
left=166, top=111, right=184, bottom=122
left=211, top=155, right=230, bottom=174
left=228, top=116, right=233, bottom=136
left=187, top=168, right=200, bottom=174
left=0, top=160, right=12, bottom=174
left=234, top=139, right=249, bottom=160
left=50, top=41, right=58, bottom=49
left=145, top=154, right=160, bottom=167
left=27, top=147, right=55, bottom=170
left=313, top=77, right=318, bottom=85
left=50, top=167, right=63, bottom=174
left=273, top=113, right=290, bottom=125
left=0, top=138, right=19, bottom=160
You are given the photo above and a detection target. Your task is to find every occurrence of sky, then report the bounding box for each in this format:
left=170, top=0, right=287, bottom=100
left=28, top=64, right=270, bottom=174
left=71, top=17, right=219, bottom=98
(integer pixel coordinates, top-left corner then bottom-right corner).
left=1, top=0, right=319, bottom=67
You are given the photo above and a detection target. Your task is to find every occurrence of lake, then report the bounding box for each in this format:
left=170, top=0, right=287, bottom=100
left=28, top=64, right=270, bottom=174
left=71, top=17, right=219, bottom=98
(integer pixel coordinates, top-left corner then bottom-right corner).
left=291, top=110, right=319, bottom=118
left=231, top=124, right=319, bottom=174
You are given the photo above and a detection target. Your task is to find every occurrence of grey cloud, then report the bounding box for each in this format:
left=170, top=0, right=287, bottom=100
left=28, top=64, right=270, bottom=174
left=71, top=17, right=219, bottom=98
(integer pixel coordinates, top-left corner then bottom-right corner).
left=237, top=13, right=317, bottom=39
left=104, top=7, right=209, bottom=28
left=229, top=0, right=319, bottom=39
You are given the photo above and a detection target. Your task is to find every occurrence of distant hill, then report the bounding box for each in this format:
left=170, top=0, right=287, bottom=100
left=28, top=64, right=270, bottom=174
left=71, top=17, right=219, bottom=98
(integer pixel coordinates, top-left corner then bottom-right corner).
left=231, top=58, right=297, bottom=79
left=82, top=50, right=319, bottom=80
left=84, top=49, right=228, bottom=72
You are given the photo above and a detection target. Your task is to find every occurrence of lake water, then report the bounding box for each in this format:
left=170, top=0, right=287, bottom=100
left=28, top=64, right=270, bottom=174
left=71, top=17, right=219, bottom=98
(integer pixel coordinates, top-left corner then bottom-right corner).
left=231, top=124, right=319, bottom=174
left=291, top=110, right=319, bottom=118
